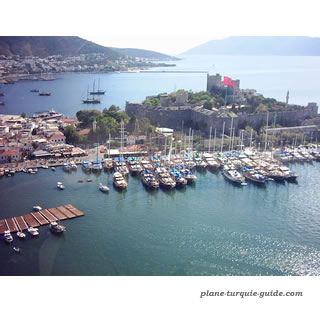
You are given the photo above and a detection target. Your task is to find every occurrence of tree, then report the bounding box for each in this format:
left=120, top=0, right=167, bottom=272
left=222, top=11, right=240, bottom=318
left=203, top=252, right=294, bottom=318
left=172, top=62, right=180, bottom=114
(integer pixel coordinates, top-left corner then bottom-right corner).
left=203, top=101, right=214, bottom=110
left=31, top=128, right=37, bottom=135
left=63, top=126, right=80, bottom=145
left=21, top=112, right=26, bottom=118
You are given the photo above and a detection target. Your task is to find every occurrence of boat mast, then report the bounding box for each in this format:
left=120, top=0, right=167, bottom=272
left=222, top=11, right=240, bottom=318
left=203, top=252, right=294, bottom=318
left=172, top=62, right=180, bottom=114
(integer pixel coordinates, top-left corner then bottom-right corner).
left=221, top=121, right=225, bottom=153
left=229, top=116, right=233, bottom=152
left=213, top=128, right=216, bottom=152
left=208, top=126, right=212, bottom=153
left=264, top=111, right=269, bottom=152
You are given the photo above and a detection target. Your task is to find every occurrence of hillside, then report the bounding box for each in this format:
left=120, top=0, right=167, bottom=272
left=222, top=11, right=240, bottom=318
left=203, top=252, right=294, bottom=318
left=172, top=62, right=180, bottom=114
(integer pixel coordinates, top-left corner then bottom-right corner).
left=111, top=47, right=180, bottom=61
left=183, top=36, right=320, bottom=56
left=0, top=36, right=179, bottom=61
left=0, top=36, right=121, bottom=59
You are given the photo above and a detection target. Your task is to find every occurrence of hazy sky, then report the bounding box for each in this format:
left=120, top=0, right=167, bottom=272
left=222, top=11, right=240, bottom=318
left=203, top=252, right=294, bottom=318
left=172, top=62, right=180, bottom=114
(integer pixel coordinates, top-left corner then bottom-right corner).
left=2, top=0, right=320, bottom=55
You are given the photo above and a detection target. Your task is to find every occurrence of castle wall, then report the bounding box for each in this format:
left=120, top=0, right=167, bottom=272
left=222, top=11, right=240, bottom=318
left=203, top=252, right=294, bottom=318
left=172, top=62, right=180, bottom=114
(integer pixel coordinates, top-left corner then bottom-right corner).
left=126, top=101, right=318, bottom=137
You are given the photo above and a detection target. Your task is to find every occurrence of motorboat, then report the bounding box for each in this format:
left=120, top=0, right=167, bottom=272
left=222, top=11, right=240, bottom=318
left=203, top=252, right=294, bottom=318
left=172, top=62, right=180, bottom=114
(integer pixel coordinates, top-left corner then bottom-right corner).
left=33, top=205, right=42, bottom=212
left=222, top=164, right=246, bottom=185
left=17, top=231, right=26, bottom=239
left=3, top=230, right=13, bottom=243
left=50, top=221, right=66, bottom=233
left=57, top=182, right=65, bottom=190
left=99, top=183, right=110, bottom=192
left=63, top=163, right=72, bottom=172
left=87, top=179, right=93, bottom=182
left=113, top=172, right=128, bottom=189
left=28, top=227, right=39, bottom=236
left=13, top=247, right=21, bottom=253
left=51, top=167, right=56, bottom=171
left=78, top=180, right=84, bottom=183
left=81, top=160, right=91, bottom=171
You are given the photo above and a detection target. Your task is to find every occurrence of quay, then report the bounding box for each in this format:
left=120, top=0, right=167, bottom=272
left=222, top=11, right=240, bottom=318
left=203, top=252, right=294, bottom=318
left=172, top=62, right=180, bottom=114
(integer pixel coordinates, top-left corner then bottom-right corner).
left=0, top=204, right=84, bottom=235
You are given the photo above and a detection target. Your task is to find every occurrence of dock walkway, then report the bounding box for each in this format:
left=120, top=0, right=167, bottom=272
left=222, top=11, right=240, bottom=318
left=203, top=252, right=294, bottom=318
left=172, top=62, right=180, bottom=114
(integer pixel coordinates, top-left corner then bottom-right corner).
left=0, top=205, right=85, bottom=235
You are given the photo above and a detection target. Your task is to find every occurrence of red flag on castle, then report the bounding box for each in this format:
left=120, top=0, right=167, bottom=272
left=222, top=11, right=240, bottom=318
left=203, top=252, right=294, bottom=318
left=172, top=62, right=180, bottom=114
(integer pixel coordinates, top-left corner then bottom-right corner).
left=223, top=76, right=236, bottom=88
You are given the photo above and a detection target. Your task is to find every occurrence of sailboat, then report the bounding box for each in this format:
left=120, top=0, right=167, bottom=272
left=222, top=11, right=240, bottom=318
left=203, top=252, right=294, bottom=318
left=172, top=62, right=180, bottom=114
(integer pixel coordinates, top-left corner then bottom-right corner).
left=90, top=79, right=105, bottom=95
left=82, top=84, right=101, bottom=104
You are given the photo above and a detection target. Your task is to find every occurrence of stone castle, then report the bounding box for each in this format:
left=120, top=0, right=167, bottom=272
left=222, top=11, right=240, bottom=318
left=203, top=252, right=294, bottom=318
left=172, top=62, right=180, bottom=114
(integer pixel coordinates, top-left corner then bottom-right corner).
left=125, top=74, right=318, bottom=136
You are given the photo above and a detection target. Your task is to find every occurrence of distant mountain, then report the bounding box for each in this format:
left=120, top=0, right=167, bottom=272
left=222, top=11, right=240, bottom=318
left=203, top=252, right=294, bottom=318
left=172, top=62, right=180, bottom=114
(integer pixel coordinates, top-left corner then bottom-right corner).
left=0, top=36, right=178, bottom=61
left=111, top=47, right=180, bottom=61
left=0, top=36, right=121, bottom=59
left=183, top=36, right=320, bottom=56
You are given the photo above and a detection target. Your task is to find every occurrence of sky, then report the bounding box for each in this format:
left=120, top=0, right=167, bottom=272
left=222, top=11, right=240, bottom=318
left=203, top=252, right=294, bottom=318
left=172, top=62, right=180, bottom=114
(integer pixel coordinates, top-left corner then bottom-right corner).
left=1, top=0, right=320, bottom=55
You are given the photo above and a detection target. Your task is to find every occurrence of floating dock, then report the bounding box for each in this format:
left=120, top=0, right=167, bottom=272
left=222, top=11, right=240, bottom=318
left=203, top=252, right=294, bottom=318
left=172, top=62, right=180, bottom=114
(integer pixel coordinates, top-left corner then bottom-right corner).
left=0, top=205, right=84, bottom=235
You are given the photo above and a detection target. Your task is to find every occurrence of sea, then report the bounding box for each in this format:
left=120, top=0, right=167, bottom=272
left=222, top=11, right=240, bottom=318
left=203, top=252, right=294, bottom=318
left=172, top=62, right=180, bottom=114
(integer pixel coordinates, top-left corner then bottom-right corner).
left=1, top=55, right=320, bottom=276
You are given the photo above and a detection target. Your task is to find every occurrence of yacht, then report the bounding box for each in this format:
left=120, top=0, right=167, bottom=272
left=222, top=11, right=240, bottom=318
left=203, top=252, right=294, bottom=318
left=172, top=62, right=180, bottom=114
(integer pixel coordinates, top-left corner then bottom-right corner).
left=3, top=230, right=13, bottom=243
left=33, top=206, right=42, bottom=212
left=50, top=221, right=66, bottom=233
left=279, top=166, right=299, bottom=182
left=28, top=227, right=39, bottom=236
left=113, top=172, right=128, bottom=190
left=92, top=159, right=102, bottom=172
left=113, top=157, right=129, bottom=176
left=140, top=170, right=159, bottom=189
left=243, top=168, right=267, bottom=184
left=99, top=183, right=110, bottom=193
left=169, top=168, right=187, bottom=187
left=140, top=159, right=154, bottom=170
left=81, top=159, right=91, bottom=171
left=127, top=157, right=142, bottom=175
left=103, top=159, right=113, bottom=171
left=155, top=167, right=176, bottom=189
left=180, top=168, right=197, bottom=184
left=222, top=164, right=246, bottom=185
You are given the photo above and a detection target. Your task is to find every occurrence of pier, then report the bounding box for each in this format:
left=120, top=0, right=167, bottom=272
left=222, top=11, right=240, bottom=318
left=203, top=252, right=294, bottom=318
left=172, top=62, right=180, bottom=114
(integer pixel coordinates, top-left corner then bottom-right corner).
left=0, top=205, right=84, bottom=235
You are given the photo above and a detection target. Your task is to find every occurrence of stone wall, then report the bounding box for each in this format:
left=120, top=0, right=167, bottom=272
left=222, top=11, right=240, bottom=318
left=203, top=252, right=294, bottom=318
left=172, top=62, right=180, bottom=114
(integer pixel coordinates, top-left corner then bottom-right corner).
left=125, top=101, right=318, bottom=136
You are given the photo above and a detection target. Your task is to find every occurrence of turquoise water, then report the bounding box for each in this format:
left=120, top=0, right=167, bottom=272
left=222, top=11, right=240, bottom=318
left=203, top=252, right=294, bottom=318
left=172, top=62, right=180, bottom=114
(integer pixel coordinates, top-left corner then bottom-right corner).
left=1, top=162, right=320, bottom=276
left=0, top=55, right=319, bottom=116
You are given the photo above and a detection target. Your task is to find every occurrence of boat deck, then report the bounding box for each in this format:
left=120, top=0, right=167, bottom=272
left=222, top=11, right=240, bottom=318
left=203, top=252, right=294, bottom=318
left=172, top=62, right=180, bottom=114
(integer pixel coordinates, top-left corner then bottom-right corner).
left=0, top=205, right=85, bottom=235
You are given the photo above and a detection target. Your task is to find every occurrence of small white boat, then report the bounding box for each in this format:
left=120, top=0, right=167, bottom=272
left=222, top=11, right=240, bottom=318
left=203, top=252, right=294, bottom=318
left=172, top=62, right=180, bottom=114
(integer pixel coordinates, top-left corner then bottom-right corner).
left=3, top=230, right=13, bottom=243
left=17, top=231, right=26, bottom=239
left=13, top=247, right=21, bottom=253
left=51, top=167, right=56, bottom=171
left=42, top=165, right=49, bottom=169
left=57, top=182, right=65, bottom=190
left=99, top=183, right=110, bottom=193
left=50, top=221, right=66, bottom=233
left=28, top=227, right=39, bottom=236
left=33, top=206, right=42, bottom=212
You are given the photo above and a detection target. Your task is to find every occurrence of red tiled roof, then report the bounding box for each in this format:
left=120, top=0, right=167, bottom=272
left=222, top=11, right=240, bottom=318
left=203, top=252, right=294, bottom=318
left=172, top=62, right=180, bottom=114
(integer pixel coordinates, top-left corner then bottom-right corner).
left=0, top=149, right=19, bottom=156
left=49, top=133, right=66, bottom=140
left=61, top=118, right=76, bottom=123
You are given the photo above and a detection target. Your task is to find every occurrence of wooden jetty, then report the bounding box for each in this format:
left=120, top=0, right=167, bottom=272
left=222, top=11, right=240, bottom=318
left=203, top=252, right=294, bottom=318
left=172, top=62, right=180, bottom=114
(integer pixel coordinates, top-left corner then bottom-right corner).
left=0, top=205, right=84, bottom=235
